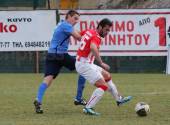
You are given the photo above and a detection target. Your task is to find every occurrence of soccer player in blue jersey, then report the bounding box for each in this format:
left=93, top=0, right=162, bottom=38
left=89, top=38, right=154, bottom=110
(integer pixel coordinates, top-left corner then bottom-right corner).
left=33, top=10, right=86, bottom=114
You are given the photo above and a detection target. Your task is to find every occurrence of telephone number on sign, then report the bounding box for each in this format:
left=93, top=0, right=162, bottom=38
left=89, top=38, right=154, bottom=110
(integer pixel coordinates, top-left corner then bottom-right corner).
left=25, top=41, right=50, bottom=48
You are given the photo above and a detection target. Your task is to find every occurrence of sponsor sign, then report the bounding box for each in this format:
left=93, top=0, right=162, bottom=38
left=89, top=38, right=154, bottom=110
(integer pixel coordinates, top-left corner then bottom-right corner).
left=0, top=10, right=56, bottom=51
left=59, top=9, right=170, bottom=56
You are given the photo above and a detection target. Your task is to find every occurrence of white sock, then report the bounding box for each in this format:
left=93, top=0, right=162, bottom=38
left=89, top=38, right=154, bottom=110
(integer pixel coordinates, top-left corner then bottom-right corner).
left=107, top=80, right=120, bottom=101
left=86, top=88, right=104, bottom=109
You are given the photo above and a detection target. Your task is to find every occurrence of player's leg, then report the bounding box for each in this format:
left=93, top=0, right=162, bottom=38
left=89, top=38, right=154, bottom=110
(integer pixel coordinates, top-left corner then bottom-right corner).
left=102, top=70, right=132, bottom=106
left=63, top=53, right=86, bottom=105
left=102, top=70, right=120, bottom=100
left=34, top=54, right=62, bottom=114
left=36, top=75, right=53, bottom=102
left=84, top=79, right=108, bottom=115
left=34, top=75, right=53, bottom=114
left=76, top=62, right=107, bottom=115
left=74, top=75, right=86, bottom=105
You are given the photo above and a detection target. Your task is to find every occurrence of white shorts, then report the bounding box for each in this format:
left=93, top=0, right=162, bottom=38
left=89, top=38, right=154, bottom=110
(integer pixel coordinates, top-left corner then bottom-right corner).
left=75, top=61, right=103, bottom=84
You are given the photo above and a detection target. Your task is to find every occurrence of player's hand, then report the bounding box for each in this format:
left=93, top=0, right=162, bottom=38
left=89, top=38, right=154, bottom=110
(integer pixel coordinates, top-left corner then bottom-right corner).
left=100, top=62, right=110, bottom=71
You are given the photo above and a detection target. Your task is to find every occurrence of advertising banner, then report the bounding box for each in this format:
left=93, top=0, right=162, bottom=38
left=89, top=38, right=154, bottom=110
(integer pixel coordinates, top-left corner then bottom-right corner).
left=59, top=9, right=170, bottom=56
left=0, top=10, right=56, bottom=51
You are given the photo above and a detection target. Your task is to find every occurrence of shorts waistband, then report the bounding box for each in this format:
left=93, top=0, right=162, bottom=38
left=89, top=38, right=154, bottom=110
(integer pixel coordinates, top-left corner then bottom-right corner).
left=76, top=56, right=92, bottom=64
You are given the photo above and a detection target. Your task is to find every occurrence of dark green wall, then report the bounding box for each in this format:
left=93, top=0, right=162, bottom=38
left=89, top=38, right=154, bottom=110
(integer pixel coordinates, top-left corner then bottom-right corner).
left=0, top=52, right=166, bottom=73
left=0, top=0, right=46, bottom=7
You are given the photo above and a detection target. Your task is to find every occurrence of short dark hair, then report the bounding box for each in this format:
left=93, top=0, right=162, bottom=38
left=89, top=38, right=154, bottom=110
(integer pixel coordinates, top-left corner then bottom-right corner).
left=65, top=10, right=80, bottom=19
left=97, top=18, right=112, bottom=29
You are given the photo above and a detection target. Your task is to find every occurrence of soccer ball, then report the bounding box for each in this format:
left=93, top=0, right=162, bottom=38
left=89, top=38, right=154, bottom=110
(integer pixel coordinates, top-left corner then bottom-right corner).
left=135, top=102, right=150, bottom=116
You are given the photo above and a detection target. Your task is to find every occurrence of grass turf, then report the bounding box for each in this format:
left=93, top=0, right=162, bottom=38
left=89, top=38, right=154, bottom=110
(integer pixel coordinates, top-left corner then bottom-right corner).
left=0, top=73, right=170, bottom=125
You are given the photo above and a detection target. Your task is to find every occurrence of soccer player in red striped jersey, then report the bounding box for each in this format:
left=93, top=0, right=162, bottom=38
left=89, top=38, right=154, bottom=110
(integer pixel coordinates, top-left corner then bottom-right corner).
left=75, top=18, right=132, bottom=115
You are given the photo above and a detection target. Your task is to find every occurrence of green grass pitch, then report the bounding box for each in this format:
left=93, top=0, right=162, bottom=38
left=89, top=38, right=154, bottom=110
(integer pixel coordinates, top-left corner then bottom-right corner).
left=0, top=73, right=170, bottom=125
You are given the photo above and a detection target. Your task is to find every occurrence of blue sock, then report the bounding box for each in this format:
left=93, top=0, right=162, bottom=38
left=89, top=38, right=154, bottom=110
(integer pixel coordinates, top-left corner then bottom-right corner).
left=36, top=82, right=48, bottom=103
left=75, top=75, right=86, bottom=101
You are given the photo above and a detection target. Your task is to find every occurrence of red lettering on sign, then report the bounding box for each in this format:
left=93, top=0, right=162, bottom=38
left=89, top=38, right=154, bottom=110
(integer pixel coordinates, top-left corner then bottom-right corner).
left=79, top=20, right=134, bottom=32
left=89, top=21, right=95, bottom=30
left=135, top=34, right=142, bottom=45
left=127, top=34, right=133, bottom=45
left=80, top=21, right=87, bottom=32
left=143, top=34, right=150, bottom=45
left=115, top=21, right=125, bottom=32
left=0, top=22, right=17, bottom=33
left=127, top=21, right=134, bottom=32
left=154, top=17, right=166, bottom=46
left=118, top=34, right=126, bottom=45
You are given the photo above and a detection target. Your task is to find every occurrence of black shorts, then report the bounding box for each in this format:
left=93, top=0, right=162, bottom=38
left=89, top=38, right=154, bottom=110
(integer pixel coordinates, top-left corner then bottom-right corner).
left=44, top=53, right=75, bottom=79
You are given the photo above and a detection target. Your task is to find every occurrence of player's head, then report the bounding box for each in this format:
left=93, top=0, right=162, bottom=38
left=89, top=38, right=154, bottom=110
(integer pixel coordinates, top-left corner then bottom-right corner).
left=65, top=10, right=80, bottom=26
left=97, top=18, right=112, bottom=38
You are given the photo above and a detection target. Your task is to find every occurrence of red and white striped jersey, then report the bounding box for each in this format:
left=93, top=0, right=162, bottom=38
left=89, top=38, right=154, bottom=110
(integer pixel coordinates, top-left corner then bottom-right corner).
left=77, top=29, right=101, bottom=63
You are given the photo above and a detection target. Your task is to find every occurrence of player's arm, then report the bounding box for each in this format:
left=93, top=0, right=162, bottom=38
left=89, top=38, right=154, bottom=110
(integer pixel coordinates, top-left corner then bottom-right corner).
left=90, top=43, right=110, bottom=70
left=63, top=24, right=81, bottom=41
left=71, top=30, right=81, bottom=41
left=90, top=43, right=103, bottom=64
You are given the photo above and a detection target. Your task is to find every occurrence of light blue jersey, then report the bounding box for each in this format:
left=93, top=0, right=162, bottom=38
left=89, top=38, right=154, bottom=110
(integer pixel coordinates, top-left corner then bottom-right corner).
left=48, top=20, right=73, bottom=53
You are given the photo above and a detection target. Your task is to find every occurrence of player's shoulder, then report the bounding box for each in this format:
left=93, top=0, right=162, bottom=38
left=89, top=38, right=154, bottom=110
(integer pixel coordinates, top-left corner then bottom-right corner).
left=81, top=29, right=98, bottom=36
left=59, top=20, right=72, bottom=28
left=88, top=30, right=100, bottom=40
left=88, top=29, right=97, bottom=35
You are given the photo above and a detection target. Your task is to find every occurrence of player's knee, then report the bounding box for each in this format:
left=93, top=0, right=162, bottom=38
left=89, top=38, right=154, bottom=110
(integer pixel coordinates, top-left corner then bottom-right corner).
left=105, top=73, right=111, bottom=82
left=96, top=84, right=108, bottom=91
left=44, top=75, right=53, bottom=87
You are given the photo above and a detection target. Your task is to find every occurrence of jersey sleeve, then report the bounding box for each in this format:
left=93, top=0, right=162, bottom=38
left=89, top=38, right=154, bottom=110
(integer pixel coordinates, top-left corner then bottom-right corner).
left=80, top=30, right=86, bottom=36
left=63, top=23, right=73, bottom=35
